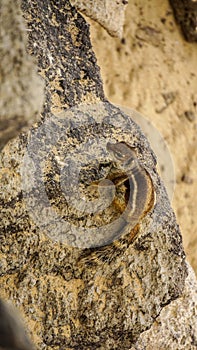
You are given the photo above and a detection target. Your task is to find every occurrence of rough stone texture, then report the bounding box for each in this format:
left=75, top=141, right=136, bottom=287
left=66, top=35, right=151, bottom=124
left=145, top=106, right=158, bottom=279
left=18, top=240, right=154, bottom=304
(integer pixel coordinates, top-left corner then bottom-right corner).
left=131, top=263, right=197, bottom=350
left=89, top=0, right=197, bottom=274
left=0, top=0, right=44, bottom=151
left=169, top=0, right=197, bottom=42
left=0, top=0, right=191, bottom=349
left=21, top=0, right=105, bottom=113
left=0, top=100, right=188, bottom=349
left=70, top=0, right=128, bottom=38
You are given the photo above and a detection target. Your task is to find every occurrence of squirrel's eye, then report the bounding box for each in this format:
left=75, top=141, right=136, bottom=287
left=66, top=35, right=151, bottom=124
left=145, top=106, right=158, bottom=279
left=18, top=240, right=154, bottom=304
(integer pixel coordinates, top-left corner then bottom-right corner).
left=114, top=151, right=125, bottom=160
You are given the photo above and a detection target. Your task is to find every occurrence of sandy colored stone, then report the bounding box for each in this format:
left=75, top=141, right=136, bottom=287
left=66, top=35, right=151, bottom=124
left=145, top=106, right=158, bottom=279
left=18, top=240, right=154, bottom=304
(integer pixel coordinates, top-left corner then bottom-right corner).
left=0, top=0, right=44, bottom=151
left=70, top=0, right=128, bottom=37
left=0, top=99, right=188, bottom=348
left=131, top=263, right=197, bottom=350
left=89, top=0, right=197, bottom=275
left=0, top=0, right=195, bottom=349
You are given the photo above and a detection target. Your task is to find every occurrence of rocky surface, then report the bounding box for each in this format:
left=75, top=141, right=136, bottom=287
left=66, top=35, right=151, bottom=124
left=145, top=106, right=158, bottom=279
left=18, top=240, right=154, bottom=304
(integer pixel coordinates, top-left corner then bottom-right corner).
left=89, top=0, right=197, bottom=275
left=131, top=263, right=197, bottom=350
left=0, top=1, right=195, bottom=349
left=0, top=99, right=187, bottom=348
left=170, top=0, right=197, bottom=42
left=70, top=0, right=128, bottom=37
left=0, top=0, right=44, bottom=151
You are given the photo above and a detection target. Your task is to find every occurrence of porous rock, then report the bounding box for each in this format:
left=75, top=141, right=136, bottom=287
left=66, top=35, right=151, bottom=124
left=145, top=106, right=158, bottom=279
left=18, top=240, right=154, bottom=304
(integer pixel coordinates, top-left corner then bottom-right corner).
left=169, top=0, right=197, bottom=42
left=131, top=263, right=197, bottom=350
left=0, top=100, right=188, bottom=349
left=0, top=0, right=189, bottom=349
left=70, top=0, right=128, bottom=38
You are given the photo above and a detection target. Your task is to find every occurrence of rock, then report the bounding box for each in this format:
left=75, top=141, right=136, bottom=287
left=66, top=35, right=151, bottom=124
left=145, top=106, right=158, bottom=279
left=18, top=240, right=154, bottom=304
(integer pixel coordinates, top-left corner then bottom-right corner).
left=0, top=0, right=44, bottom=151
left=169, top=0, right=197, bottom=42
left=0, top=0, right=191, bottom=349
left=70, top=0, right=128, bottom=38
left=131, top=263, right=197, bottom=350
